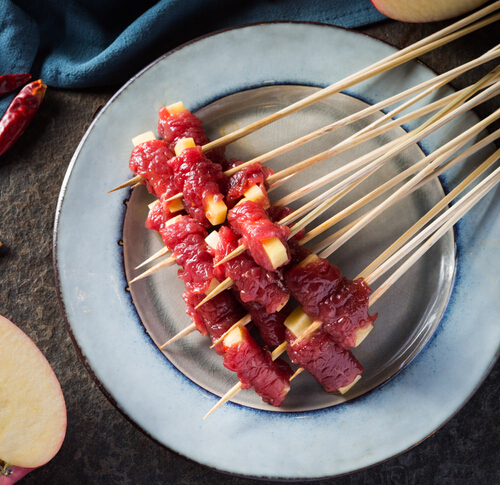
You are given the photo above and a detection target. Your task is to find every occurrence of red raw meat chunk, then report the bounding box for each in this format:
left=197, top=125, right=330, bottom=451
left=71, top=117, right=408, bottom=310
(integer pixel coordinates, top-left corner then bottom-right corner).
left=223, top=326, right=293, bottom=407
left=215, top=226, right=289, bottom=313
left=157, top=106, right=228, bottom=169
left=228, top=200, right=291, bottom=271
left=168, top=146, right=228, bottom=227
left=285, top=258, right=377, bottom=349
left=285, top=329, right=363, bottom=392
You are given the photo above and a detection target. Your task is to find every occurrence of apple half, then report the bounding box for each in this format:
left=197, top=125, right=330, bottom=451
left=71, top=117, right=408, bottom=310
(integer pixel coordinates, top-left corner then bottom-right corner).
left=0, top=315, right=66, bottom=483
left=371, top=0, right=488, bottom=22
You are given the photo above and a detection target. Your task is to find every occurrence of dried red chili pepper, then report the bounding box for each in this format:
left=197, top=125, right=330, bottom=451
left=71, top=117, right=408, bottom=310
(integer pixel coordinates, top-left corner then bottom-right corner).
left=0, top=74, right=31, bottom=95
left=0, top=79, right=46, bottom=157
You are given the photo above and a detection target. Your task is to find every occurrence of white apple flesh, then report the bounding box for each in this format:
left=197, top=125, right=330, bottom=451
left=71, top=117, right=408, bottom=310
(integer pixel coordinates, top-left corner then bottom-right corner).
left=0, top=315, right=66, bottom=483
left=371, top=0, right=488, bottom=22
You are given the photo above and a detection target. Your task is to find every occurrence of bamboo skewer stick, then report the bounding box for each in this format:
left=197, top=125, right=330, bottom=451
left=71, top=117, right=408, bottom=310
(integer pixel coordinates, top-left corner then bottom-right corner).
left=109, top=6, right=500, bottom=196
left=294, top=149, right=500, bottom=345
left=108, top=174, right=143, bottom=193
left=201, top=5, right=500, bottom=153
left=278, top=69, right=500, bottom=229
left=159, top=324, right=197, bottom=348
left=206, top=152, right=500, bottom=417
left=272, top=74, right=500, bottom=209
left=138, top=74, right=499, bottom=301
left=304, top=126, right=500, bottom=251
left=318, top=78, right=500, bottom=259
left=135, top=246, right=170, bottom=269
left=223, top=45, right=500, bottom=177
left=357, top=143, right=500, bottom=280
left=128, top=255, right=176, bottom=284
left=368, top=158, right=500, bottom=303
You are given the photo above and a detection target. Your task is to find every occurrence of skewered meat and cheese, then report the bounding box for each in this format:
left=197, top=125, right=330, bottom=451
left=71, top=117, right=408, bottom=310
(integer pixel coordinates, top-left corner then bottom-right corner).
left=213, top=225, right=290, bottom=314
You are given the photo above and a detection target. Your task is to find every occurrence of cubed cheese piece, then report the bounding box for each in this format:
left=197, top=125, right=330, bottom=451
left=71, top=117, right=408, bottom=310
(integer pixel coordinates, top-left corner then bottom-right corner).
left=166, top=101, right=185, bottom=114
left=298, top=253, right=319, bottom=268
left=284, top=306, right=313, bottom=338
left=206, top=278, right=221, bottom=295
left=166, top=197, right=184, bottom=213
left=243, top=185, right=270, bottom=208
left=132, top=131, right=156, bottom=147
left=261, top=237, right=288, bottom=269
left=223, top=327, right=244, bottom=348
left=205, top=231, right=220, bottom=251
left=164, top=215, right=183, bottom=227
left=205, top=196, right=227, bottom=226
left=174, top=137, right=196, bottom=156
left=354, top=322, right=374, bottom=347
left=338, top=375, right=361, bottom=394
left=148, top=200, right=160, bottom=210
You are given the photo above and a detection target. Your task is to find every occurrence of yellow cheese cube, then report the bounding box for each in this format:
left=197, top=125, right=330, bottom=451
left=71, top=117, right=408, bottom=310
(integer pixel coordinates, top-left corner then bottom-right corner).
left=164, top=215, right=183, bottom=227
left=284, top=306, right=313, bottom=338
left=354, top=322, right=373, bottom=347
left=242, top=185, right=270, bottom=208
left=338, top=375, right=361, bottom=394
left=132, top=131, right=156, bottom=147
left=261, top=237, right=288, bottom=269
left=205, top=231, right=220, bottom=251
left=166, top=197, right=184, bottom=213
left=223, top=327, right=244, bottom=348
left=174, top=137, right=196, bottom=156
left=205, top=196, right=227, bottom=226
left=148, top=200, right=160, bottom=210
left=166, top=101, right=185, bottom=114
left=298, top=253, right=319, bottom=268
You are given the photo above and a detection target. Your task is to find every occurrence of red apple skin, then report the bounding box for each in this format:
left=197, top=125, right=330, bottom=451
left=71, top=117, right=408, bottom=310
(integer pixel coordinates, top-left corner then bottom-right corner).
left=370, top=0, right=488, bottom=22
left=0, top=466, right=35, bottom=485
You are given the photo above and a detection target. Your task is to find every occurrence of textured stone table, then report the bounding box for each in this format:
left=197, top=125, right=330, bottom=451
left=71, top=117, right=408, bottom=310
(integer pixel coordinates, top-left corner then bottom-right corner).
left=0, top=16, right=499, bottom=485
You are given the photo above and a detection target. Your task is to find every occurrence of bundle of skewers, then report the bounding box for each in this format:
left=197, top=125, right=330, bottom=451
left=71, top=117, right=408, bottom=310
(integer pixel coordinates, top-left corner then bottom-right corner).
left=110, top=2, right=500, bottom=418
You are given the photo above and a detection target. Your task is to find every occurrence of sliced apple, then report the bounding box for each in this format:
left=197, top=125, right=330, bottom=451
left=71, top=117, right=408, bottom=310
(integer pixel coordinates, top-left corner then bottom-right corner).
left=370, top=0, right=487, bottom=23
left=0, top=315, right=66, bottom=481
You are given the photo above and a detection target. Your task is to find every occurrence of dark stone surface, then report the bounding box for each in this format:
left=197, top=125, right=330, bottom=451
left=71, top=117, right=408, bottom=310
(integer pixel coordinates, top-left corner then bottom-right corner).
left=1, top=16, right=499, bottom=485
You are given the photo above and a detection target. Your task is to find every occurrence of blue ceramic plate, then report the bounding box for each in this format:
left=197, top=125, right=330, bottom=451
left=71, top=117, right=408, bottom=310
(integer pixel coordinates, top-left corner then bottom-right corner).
left=54, top=23, right=500, bottom=479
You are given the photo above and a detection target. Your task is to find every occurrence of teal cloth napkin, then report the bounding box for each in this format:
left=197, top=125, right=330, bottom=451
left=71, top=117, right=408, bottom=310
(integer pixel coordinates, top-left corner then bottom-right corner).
left=0, top=0, right=386, bottom=115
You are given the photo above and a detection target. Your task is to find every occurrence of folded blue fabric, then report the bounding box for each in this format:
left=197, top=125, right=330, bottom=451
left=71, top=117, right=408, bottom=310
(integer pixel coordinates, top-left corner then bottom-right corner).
left=0, top=0, right=386, bottom=115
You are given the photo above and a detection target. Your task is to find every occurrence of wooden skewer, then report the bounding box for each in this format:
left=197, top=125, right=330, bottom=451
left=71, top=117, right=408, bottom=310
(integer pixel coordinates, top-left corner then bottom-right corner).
left=108, top=174, right=143, bottom=193
left=109, top=8, right=500, bottom=196
left=368, top=158, right=500, bottom=303
left=272, top=73, right=500, bottom=210
left=201, top=5, right=500, bottom=153
left=276, top=67, right=500, bottom=227
left=202, top=71, right=500, bottom=291
left=357, top=140, right=500, bottom=280
left=294, top=150, right=500, bottom=344
left=318, top=78, right=500, bottom=259
left=135, top=246, right=170, bottom=269
left=223, top=45, right=500, bottom=177
left=209, top=314, right=253, bottom=349
left=159, top=323, right=197, bottom=348
left=128, top=255, right=176, bottom=284
left=304, top=125, right=500, bottom=251
left=176, top=75, right=500, bottom=309
left=207, top=152, right=500, bottom=414
left=203, top=381, right=242, bottom=420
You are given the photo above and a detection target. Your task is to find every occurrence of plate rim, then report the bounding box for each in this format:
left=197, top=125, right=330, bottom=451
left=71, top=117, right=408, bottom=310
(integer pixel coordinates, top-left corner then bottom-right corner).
left=52, top=20, right=500, bottom=480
